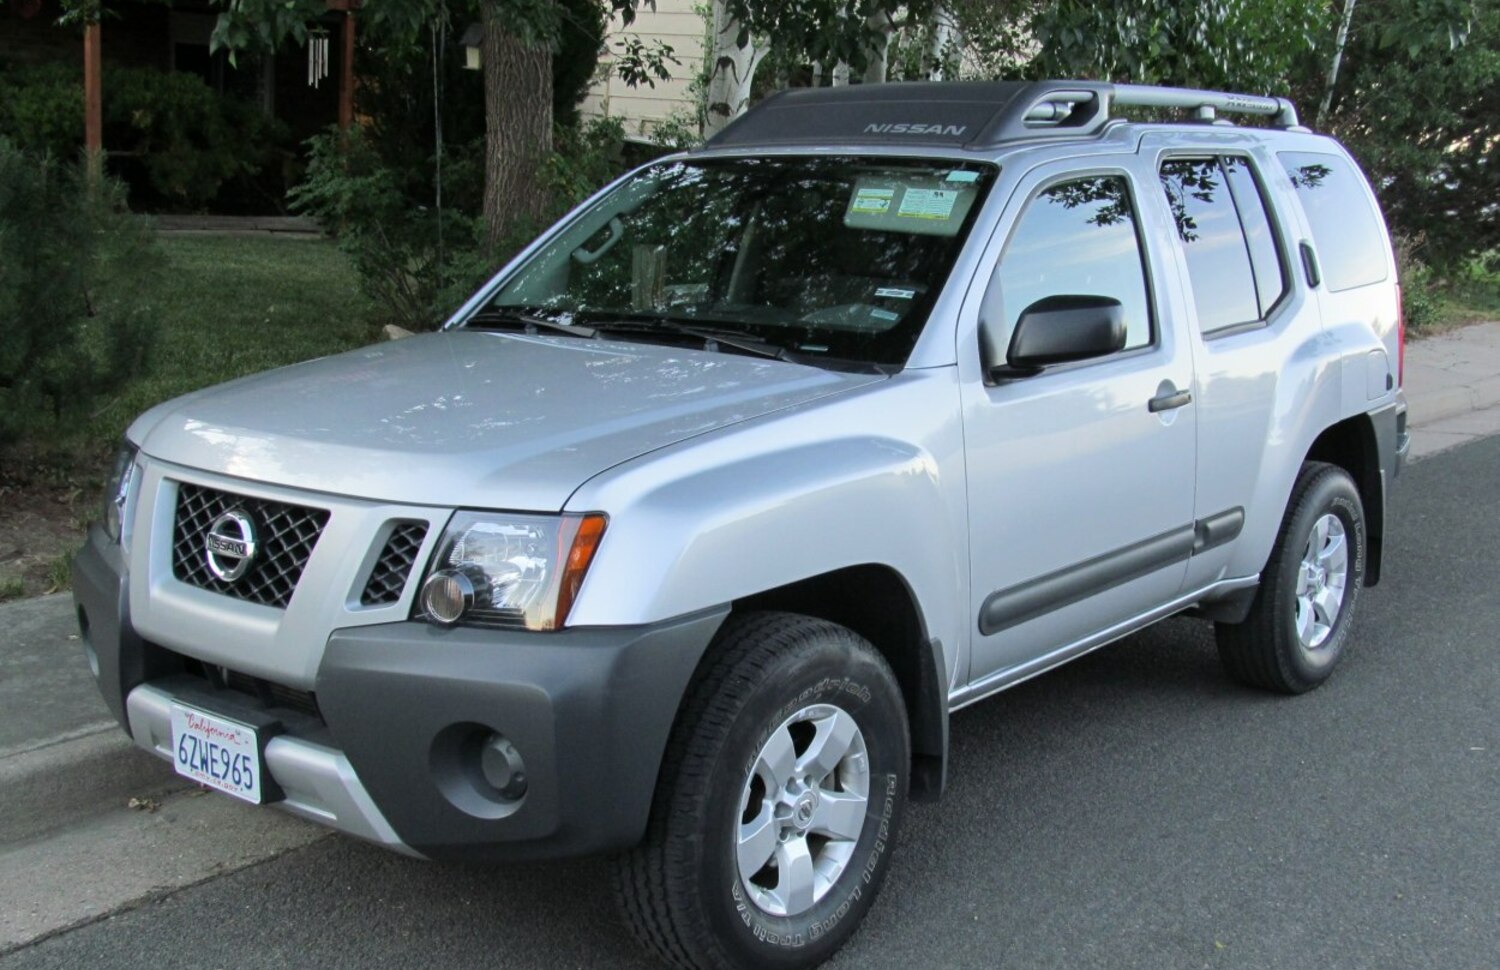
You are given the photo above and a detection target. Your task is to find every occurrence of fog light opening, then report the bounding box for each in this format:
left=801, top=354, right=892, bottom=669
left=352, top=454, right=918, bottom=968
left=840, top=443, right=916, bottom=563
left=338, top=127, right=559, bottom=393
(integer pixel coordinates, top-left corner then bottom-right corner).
left=479, top=732, right=528, bottom=802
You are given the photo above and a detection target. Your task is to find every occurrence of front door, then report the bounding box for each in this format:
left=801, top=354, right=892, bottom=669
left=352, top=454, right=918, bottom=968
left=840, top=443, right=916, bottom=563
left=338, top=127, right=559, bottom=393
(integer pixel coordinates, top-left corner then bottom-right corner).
left=960, top=159, right=1197, bottom=688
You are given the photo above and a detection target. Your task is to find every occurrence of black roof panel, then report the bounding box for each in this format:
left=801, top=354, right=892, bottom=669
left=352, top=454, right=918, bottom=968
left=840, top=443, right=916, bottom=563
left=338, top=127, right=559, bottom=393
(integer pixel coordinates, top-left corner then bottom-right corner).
left=700, top=80, right=1303, bottom=152
left=703, top=81, right=1109, bottom=152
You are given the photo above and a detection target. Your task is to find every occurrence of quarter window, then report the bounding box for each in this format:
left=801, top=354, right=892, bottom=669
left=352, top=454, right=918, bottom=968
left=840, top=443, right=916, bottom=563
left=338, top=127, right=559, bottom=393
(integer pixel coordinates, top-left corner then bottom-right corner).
left=1279, top=151, right=1388, bottom=292
left=999, top=175, right=1152, bottom=351
left=1159, top=156, right=1284, bottom=333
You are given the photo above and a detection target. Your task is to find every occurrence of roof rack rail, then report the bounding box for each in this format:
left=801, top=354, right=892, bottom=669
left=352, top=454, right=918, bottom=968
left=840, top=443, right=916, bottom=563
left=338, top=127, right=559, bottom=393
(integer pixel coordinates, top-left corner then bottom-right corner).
left=978, top=81, right=1305, bottom=146
left=1091, top=83, right=1298, bottom=128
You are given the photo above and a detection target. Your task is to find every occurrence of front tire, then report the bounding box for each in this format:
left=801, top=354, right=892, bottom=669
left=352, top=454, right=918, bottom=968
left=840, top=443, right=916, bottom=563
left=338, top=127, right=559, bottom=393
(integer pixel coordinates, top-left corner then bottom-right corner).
left=1216, top=461, right=1366, bottom=693
left=614, top=611, right=910, bottom=970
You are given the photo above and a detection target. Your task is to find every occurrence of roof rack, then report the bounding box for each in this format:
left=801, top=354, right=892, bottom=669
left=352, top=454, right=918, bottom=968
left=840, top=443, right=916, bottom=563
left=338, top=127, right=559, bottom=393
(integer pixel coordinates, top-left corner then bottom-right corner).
left=702, top=80, right=1307, bottom=153
left=1024, top=83, right=1302, bottom=131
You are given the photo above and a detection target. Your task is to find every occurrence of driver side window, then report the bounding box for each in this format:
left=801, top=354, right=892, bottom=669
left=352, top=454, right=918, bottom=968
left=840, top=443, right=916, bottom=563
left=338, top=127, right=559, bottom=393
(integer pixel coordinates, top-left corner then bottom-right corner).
left=997, top=175, right=1153, bottom=351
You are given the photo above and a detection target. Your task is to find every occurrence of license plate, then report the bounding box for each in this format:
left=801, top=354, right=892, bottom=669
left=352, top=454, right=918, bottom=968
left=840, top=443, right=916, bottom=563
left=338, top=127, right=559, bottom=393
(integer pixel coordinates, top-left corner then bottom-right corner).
left=170, top=704, right=263, bottom=804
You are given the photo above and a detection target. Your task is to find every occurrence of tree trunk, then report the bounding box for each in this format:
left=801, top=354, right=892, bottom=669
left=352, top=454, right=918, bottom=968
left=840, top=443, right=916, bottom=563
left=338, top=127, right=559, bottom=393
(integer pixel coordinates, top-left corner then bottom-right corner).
left=862, top=12, right=893, bottom=84
left=481, top=1, right=554, bottom=255
left=1317, top=0, right=1358, bottom=127
left=922, top=5, right=956, bottom=81
left=704, top=0, right=764, bottom=138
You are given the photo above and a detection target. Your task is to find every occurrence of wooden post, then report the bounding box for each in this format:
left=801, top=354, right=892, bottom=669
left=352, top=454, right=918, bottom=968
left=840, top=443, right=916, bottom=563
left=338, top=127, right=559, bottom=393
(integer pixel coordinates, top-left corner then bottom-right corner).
left=83, top=20, right=103, bottom=181
left=338, top=8, right=356, bottom=129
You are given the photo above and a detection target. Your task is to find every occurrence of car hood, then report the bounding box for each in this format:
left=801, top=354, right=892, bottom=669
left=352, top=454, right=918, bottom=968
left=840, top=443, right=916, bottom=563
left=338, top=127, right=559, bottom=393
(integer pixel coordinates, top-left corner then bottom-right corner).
left=132, top=330, right=884, bottom=510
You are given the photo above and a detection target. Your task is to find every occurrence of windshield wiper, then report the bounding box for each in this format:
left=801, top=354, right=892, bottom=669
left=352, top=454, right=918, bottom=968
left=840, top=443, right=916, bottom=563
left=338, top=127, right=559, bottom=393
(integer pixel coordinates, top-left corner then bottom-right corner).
left=590, top=319, right=796, bottom=363
left=467, top=307, right=598, bottom=339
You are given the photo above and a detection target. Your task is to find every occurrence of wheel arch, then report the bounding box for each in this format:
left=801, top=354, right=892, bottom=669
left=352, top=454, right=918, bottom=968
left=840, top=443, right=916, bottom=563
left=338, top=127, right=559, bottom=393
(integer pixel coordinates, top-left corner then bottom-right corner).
left=1306, top=413, right=1384, bottom=585
left=733, top=564, right=949, bottom=802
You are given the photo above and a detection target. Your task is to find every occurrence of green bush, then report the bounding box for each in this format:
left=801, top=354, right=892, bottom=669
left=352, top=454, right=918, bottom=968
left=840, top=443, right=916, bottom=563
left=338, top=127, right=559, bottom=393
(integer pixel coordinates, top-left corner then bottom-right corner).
left=0, top=62, right=287, bottom=210
left=1392, top=234, right=1438, bottom=334
left=290, top=126, right=489, bottom=331
left=0, top=139, right=163, bottom=452
left=292, top=118, right=634, bottom=331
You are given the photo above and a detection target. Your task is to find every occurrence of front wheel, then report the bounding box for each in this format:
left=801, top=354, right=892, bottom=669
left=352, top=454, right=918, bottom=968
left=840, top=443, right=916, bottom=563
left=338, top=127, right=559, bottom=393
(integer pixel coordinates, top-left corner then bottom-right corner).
left=1216, top=461, right=1366, bottom=693
left=614, top=611, right=910, bottom=970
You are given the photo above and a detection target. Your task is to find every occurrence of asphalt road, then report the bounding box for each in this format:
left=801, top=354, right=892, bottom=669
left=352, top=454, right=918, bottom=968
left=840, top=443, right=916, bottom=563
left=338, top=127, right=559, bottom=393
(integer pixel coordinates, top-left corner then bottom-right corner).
left=5, top=436, right=1498, bottom=970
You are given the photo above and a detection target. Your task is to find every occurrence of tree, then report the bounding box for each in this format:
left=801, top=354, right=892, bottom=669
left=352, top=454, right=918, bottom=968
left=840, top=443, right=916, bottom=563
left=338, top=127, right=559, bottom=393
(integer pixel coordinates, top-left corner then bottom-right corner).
left=1321, top=0, right=1498, bottom=263
left=1025, top=0, right=1327, bottom=95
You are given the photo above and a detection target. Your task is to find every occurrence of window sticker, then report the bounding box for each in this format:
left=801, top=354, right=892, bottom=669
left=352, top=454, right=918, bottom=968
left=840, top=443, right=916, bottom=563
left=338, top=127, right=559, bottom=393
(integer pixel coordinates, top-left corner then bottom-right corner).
left=871, top=308, right=901, bottom=321
left=897, top=188, right=960, bottom=220
left=945, top=170, right=980, bottom=183
left=874, top=287, right=917, bottom=300
left=844, top=173, right=979, bottom=237
left=851, top=187, right=895, bottom=214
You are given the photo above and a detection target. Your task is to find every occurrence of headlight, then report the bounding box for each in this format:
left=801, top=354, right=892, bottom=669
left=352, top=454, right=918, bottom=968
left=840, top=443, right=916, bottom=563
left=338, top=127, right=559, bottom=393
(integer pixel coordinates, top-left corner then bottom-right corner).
left=417, top=511, right=607, bottom=631
left=101, top=443, right=138, bottom=545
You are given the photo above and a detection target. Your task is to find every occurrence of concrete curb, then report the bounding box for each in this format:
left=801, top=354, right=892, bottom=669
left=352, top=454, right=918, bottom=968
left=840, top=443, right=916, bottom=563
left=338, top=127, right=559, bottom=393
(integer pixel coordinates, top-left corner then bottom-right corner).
left=0, top=726, right=188, bottom=846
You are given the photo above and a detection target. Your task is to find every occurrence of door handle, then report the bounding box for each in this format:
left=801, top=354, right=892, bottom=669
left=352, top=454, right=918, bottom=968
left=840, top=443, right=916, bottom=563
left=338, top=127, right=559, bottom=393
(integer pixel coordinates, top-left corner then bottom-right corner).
left=1148, top=388, right=1193, bottom=413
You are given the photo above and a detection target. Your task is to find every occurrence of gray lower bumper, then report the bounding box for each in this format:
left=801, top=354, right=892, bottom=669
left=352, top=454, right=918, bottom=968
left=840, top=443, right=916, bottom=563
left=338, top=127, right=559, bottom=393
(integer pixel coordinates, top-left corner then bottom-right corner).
left=74, top=522, right=729, bottom=863
left=125, top=683, right=414, bottom=854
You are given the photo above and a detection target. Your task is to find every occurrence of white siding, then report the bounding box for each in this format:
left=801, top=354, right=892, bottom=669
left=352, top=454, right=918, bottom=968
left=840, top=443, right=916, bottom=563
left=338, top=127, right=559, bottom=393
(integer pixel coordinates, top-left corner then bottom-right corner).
left=582, top=0, right=708, bottom=138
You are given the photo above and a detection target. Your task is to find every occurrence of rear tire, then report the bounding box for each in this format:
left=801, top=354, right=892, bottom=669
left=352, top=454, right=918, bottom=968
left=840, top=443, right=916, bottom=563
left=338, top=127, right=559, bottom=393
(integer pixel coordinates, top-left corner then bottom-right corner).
left=1216, top=461, right=1366, bottom=693
left=613, top=611, right=909, bottom=970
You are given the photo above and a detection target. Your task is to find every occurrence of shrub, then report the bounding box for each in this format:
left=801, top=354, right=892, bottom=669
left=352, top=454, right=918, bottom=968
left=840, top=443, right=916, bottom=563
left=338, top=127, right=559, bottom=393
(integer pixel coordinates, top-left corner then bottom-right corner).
left=0, top=62, right=287, bottom=210
left=292, top=118, right=635, bottom=331
left=0, top=139, right=163, bottom=453
left=290, top=126, right=489, bottom=331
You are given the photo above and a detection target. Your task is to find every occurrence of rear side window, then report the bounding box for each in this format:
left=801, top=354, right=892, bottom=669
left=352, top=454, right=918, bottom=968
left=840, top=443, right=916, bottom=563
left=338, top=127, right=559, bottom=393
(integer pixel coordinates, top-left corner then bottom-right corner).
left=1158, top=157, right=1285, bottom=333
left=1279, top=151, right=1388, bottom=292
left=999, top=175, right=1152, bottom=351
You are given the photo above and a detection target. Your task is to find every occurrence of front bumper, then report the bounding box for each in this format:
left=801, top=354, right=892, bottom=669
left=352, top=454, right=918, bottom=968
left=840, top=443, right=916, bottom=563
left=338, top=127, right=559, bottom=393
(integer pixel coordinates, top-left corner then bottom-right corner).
left=74, top=524, right=728, bottom=862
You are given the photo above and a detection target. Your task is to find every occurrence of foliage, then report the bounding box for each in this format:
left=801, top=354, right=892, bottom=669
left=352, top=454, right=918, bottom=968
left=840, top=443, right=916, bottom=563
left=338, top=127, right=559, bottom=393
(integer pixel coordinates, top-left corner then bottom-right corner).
left=1326, top=0, right=1500, bottom=265
left=546, top=115, right=629, bottom=207
left=0, top=139, right=162, bottom=451
left=290, top=126, right=490, bottom=331
left=0, top=62, right=287, bottom=210
left=289, top=115, right=635, bottom=329
left=1026, top=0, right=1328, bottom=94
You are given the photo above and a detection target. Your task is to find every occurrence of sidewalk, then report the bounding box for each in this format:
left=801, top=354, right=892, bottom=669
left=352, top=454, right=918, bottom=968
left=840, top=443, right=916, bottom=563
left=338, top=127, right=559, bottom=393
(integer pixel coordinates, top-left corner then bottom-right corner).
left=1402, top=321, right=1500, bottom=459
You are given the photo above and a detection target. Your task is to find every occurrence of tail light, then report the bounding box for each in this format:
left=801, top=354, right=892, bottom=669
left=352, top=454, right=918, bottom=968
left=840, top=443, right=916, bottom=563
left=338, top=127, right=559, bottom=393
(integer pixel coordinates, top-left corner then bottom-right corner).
left=1395, top=284, right=1406, bottom=388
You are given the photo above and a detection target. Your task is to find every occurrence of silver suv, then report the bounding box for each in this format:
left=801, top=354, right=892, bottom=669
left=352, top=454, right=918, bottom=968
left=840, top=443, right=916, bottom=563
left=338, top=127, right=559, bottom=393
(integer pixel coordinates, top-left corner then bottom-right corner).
left=75, top=81, right=1408, bottom=969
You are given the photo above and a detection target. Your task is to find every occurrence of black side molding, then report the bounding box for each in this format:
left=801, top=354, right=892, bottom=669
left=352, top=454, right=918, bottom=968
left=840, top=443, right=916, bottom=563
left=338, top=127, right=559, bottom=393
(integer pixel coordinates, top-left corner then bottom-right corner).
left=978, top=507, right=1247, bottom=636
left=979, top=526, right=1195, bottom=636
left=1193, top=507, right=1244, bottom=553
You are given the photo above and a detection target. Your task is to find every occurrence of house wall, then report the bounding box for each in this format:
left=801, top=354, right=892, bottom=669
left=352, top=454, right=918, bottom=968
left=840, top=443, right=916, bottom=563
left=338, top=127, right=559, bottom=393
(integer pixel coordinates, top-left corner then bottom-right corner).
left=581, top=0, right=707, bottom=139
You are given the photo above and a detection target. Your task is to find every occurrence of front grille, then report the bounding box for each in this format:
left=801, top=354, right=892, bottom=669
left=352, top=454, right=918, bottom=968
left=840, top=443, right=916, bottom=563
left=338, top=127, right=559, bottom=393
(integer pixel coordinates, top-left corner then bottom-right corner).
left=361, top=522, right=428, bottom=606
left=223, top=669, right=323, bottom=721
left=168, top=648, right=324, bottom=724
left=172, top=482, right=329, bottom=609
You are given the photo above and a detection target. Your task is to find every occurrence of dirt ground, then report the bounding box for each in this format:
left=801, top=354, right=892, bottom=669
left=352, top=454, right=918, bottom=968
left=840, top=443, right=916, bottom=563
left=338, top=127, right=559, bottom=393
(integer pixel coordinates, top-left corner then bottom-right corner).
left=0, top=477, right=89, bottom=601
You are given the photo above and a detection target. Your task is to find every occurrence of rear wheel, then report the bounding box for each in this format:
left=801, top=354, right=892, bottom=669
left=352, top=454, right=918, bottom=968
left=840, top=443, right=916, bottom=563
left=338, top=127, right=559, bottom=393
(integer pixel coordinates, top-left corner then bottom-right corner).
left=1216, top=461, right=1366, bottom=693
left=614, top=611, right=909, bottom=970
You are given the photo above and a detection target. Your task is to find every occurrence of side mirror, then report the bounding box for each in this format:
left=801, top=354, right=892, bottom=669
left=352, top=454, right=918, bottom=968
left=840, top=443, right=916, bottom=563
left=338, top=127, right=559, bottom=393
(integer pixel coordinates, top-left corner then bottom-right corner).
left=991, top=295, right=1126, bottom=380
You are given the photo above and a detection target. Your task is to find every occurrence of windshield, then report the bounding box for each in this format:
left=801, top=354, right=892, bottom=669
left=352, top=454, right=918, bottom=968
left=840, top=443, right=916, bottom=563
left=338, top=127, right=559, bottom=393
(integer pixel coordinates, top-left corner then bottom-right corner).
left=475, top=156, right=996, bottom=368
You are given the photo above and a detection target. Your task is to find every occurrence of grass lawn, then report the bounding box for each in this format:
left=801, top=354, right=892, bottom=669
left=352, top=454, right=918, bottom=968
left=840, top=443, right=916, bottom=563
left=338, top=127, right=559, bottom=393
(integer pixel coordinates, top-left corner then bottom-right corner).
left=85, top=233, right=382, bottom=454
left=0, top=233, right=381, bottom=600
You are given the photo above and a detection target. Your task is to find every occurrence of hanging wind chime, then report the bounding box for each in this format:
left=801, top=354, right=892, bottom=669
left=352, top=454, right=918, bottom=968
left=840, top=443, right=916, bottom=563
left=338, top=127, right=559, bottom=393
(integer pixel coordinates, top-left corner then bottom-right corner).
left=307, top=29, right=331, bottom=88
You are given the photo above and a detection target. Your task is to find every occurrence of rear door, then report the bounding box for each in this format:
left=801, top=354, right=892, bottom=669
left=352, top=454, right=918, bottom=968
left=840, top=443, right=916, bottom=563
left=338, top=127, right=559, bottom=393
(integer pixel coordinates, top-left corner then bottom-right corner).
left=959, top=156, right=1198, bottom=689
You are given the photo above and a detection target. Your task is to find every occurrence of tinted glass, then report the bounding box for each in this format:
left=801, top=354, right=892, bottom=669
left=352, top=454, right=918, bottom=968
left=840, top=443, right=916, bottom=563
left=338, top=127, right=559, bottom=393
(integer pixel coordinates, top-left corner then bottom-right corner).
left=999, top=176, right=1152, bottom=351
left=1159, top=158, right=1259, bottom=331
left=1280, top=151, right=1388, bottom=292
left=1222, top=156, right=1286, bottom=317
left=486, top=157, right=994, bottom=367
